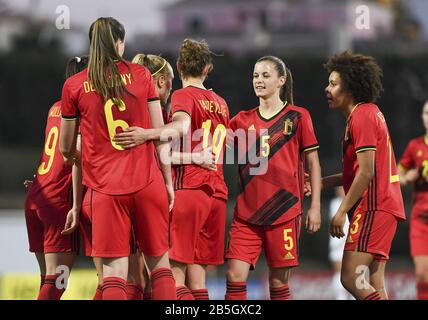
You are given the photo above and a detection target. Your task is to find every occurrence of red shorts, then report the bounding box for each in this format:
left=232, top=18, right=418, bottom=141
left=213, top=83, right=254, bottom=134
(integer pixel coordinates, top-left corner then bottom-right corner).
left=345, top=210, right=398, bottom=261
left=225, top=215, right=301, bottom=269
left=25, top=202, right=79, bottom=253
left=80, top=190, right=92, bottom=256
left=410, top=210, right=428, bottom=257
left=91, top=177, right=169, bottom=258
left=80, top=189, right=138, bottom=257
left=169, top=188, right=227, bottom=265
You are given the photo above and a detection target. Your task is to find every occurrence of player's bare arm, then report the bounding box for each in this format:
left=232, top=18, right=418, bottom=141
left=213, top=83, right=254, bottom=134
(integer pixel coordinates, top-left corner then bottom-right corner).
left=171, top=146, right=217, bottom=171
left=322, top=173, right=343, bottom=189
left=112, top=110, right=191, bottom=148
left=59, top=118, right=79, bottom=165
left=62, top=134, right=83, bottom=235
left=330, top=150, right=375, bottom=238
left=148, top=99, right=175, bottom=212
left=305, top=149, right=321, bottom=234
left=398, top=164, right=420, bottom=186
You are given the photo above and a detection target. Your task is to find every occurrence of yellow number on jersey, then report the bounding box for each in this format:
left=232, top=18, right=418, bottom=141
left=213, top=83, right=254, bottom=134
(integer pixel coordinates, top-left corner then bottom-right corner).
left=201, top=119, right=227, bottom=163
left=387, top=135, right=399, bottom=183
left=37, top=126, right=59, bottom=175
left=261, top=135, right=270, bottom=157
left=283, top=228, right=294, bottom=251
left=349, top=213, right=362, bottom=235
left=104, top=99, right=129, bottom=151
left=422, top=160, right=428, bottom=178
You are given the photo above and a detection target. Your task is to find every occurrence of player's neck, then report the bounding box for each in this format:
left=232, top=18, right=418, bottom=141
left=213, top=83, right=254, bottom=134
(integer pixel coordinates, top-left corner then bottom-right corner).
left=182, top=77, right=206, bottom=90
left=343, top=101, right=361, bottom=118
left=259, top=96, right=285, bottom=117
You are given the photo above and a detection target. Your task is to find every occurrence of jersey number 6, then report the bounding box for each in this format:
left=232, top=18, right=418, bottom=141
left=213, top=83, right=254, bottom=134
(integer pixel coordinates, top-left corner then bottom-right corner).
left=104, top=99, right=130, bottom=151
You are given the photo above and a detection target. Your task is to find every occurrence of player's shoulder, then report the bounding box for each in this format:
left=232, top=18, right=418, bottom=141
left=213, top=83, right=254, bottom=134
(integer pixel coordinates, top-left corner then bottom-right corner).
left=351, top=103, right=382, bottom=125
left=51, top=100, right=62, bottom=109
left=64, top=68, right=87, bottom=87
left=126, top=61, right=149, bottom=74
left=287, top=103, right=311, bottom=117
left=232, top=107, right=258, bottom=122
left=354, top=103, right=380, bottom=116
left=171, top=87, right=193, bottom=99
left=46, top=100, right=62, bottom=117
left=408, top=135, right=425, bottom=147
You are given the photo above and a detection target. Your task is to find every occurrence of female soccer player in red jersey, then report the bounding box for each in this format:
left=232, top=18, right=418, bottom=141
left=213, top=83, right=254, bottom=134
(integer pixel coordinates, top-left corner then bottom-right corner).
left=225, top=56, right=322, bottom=300
left=113, top=50, right=218, bottom=300
left=167, top=39, right=230, bottom=300
left=323, top=51, right=406, bottom=300
left=398, top=101, right=428, bottom=300
left=24, top=56, right=87, bottom=300
left=114, top=53, right=175, bottom=300
left=59, top=17, right=176, bottom=300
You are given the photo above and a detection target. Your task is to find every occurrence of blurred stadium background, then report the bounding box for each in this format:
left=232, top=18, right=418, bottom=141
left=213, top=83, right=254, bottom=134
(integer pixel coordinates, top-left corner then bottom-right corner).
left=1, top=0, right=427, bottom=299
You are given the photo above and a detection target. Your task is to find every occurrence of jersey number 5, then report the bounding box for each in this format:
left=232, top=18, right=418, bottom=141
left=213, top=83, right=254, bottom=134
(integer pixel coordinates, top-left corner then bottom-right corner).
left=283, top=228, right=294, bottom=251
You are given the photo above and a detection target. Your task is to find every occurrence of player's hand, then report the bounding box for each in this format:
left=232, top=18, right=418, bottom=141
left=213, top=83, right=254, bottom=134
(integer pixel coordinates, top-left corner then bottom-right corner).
left=73, top=149, right=82, bottom=166
left=405, top=168, right=420, bottom=184
left=62, top=207, right=80, bottom=235
left=166, top=183, right=175, bottom=212
left=113, top=127, right=148, bottom=149
left=330, top=210, right=346, bottom=238
left=304, top=172, right=311, bottom=196
left=305, top=206, right=321, bottom=234
left=194, top=146, right=217, bottom=171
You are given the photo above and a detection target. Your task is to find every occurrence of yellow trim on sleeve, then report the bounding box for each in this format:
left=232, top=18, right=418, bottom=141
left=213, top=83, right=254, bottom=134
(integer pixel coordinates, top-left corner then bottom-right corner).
left=303, top=146, right=320, bottom=153
left=355, top=147, right=376, bottom=153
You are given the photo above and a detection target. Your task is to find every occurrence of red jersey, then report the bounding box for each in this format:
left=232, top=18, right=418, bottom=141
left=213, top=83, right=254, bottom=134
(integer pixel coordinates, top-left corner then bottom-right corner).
left=61, top=61, right=160, bottom=195
left=342, top=103, right=405, bottom=220
left=399, top=135, right=428, bottom=215
left=170, top=86, right=229, bottom=200
left=26, top=101, right=72, bottom=209
left=230, top=103, right=319, bottom=226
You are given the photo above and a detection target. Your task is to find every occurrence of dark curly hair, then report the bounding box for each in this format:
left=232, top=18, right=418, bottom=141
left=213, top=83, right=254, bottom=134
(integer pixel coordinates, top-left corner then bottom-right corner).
left=324, top=51, right=383, bottom=103
left=177, top=38, right=213, bottom=79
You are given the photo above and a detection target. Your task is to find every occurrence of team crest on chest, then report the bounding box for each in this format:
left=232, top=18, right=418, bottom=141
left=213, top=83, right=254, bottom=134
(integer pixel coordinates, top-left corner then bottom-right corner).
left=283, top=118, right=294, bottom=135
